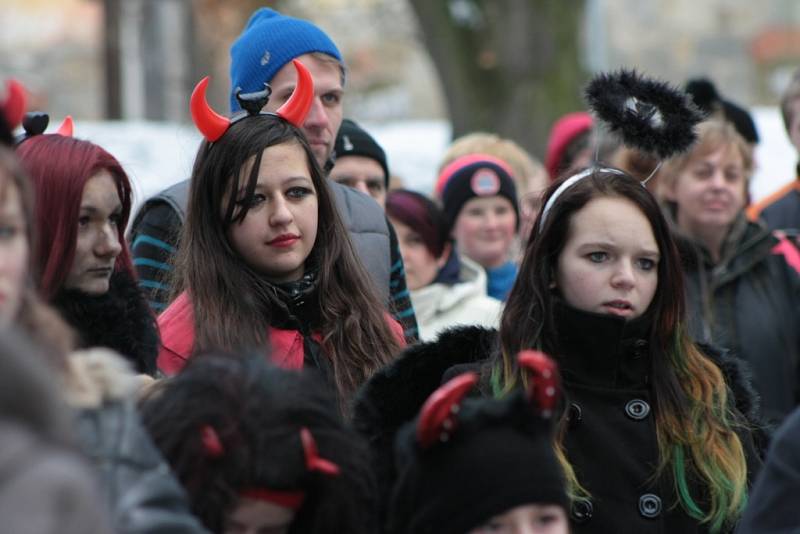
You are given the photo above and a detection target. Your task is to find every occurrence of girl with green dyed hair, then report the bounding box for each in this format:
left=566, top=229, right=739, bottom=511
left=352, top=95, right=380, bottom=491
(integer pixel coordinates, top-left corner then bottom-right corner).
left=355, top=166, right=762, bottom=534
left=492, top=167, right=761, bottom=533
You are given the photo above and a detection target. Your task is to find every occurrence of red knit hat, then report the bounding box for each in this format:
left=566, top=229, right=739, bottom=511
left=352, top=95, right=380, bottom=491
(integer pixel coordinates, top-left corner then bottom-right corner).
left=544, top=111, right=593, bottom=181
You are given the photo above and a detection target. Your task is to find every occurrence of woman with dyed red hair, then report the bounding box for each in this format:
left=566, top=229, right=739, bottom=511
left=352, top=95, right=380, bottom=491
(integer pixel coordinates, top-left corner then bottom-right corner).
left=16, top=133, right=158, bottom=375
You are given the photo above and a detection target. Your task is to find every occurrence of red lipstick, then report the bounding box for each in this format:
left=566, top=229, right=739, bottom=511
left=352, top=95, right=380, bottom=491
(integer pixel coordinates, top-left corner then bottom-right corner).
left=268, top=234, right=300, bottom=248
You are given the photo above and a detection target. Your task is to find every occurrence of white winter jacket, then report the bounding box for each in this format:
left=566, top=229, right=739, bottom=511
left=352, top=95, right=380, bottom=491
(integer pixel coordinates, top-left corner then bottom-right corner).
left=411, top=256, right=504, bottom=341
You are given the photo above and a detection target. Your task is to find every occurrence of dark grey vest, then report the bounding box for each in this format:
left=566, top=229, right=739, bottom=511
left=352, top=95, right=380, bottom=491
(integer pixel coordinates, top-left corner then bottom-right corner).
left=135, top=179, right=391, bottom=302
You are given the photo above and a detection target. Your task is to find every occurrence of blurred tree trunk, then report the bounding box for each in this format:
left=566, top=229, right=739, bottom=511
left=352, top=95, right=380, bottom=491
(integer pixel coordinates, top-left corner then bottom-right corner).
left=103, top=0, right=122, bottom=119
left=408, top=0, right=587, bottom=159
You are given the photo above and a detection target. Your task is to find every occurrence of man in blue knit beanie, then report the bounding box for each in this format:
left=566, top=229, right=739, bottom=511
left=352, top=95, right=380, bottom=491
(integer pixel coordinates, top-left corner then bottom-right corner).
left=129, top=8, right=420, bottom=343
left=229, top=8, right=345, bottom=168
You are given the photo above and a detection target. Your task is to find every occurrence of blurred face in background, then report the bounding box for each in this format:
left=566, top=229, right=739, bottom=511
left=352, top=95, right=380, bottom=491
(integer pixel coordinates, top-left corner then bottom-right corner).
left=64, top=171, right=123, bottom=295
left=519, top=189, right=544, bottom=244
left=468, top=504, right=570, bottom=534
left=225, top=497, right=295, bottom=534
left=330, top=155, right=386, bottom=207
left=391, top=217, right=448, bottom=290
left=665, top=143, right=747, bottom=236
left=266, top=53, right=344, bottom=167
left=0, top=177, right=28, bottom=326
left=453, top=196, right=517, bottom=269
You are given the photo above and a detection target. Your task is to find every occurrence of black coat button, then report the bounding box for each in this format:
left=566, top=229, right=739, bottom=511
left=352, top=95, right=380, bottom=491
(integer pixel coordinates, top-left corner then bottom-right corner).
left=570, top=498, right=593, bottom=523
left=625, top=399, right=650, bottom=420
left=639, top=493, right=662, bottom=518
left=632, top=339, right=648, bottom=358
left=568, top=402, right=582, bottom=427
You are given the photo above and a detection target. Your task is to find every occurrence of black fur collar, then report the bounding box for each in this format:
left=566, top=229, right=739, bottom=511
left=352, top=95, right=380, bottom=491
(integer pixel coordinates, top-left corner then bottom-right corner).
left=51, top=270, right=158, bottom=375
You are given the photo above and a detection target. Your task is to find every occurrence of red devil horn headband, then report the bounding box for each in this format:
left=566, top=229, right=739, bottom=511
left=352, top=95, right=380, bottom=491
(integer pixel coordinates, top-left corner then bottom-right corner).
left=275, top=59, right=314, bottom=127
left=56, top=115, right=73, bottom=137
left=2, top=79, right=27, bottom=130
left=417, top=372, right=479, bottom=448
left=517, top=350, right=560, bottom=418
left=201, top=424, right=224, bottom=458
left=18, top=113, right=73, bottom=143
left=190, top=59, right=314, bottom=143
left=300, top=427, right=340, bottom=476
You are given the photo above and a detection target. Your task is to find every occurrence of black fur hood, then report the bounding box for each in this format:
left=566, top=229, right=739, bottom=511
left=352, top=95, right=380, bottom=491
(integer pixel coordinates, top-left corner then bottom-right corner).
left=353, top=325, right=497, bottom=447
left=51, top=270, right=159, bottom=376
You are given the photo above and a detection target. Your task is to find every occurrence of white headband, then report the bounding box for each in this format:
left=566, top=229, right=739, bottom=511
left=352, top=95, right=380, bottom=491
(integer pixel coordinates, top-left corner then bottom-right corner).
left=537, top=166, right=627, bottom=233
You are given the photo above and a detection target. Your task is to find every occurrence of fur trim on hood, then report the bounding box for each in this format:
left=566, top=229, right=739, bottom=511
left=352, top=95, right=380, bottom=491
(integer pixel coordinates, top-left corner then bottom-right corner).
left=353, top=326, right=496, bottom=445
left=352, top=325, right=497, bottom=525
left=64, top=348, right=152, bottom=409
left=51, top=270, right=159, bottom=375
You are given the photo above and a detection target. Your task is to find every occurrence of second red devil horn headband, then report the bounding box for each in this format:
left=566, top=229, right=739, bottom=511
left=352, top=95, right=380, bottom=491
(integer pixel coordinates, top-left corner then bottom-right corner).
left=190, top=59, right=315, bottom=143
left=416, top=372, right=479, bottom=448
left=517, top=350, right=560, bottom=418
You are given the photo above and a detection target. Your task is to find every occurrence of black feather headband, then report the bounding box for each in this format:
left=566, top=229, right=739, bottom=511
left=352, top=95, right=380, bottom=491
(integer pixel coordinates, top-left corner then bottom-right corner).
left=584, top=69, right=704, bottom=159
left=538, top=69, right=703, bottom=231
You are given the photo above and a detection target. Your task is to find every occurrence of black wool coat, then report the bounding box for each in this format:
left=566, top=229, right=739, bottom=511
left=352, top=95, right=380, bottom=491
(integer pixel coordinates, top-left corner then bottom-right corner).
left=353, top=307, right=764, bottom=534
left=677, top=213, right=800, bottom=425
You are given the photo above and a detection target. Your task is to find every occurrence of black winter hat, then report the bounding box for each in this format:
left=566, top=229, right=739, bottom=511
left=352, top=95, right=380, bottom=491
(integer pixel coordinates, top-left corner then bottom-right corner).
left=387, top=357, right=567, bottom=534
left=333, top=119, right=390, bottom=187
left=685, top=78, right=760, bottom=144
left=438, top=154, right=519, bottom=228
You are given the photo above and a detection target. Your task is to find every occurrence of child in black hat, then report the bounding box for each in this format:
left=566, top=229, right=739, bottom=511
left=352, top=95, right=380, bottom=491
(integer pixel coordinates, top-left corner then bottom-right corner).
left=387, top=351, right=569, bottom=534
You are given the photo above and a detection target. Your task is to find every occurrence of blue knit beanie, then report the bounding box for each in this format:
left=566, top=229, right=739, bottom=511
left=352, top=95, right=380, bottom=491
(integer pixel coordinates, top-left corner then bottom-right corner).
left=229, top=8, right=342, bottom=112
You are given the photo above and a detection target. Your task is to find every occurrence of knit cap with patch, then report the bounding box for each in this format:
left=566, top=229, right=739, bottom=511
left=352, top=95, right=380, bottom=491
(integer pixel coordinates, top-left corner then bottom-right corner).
left=334, top=119, right=389, bottom=187
left=229, top=8, right=342, bottom=112
left=437, top=153, right=519, bottom=227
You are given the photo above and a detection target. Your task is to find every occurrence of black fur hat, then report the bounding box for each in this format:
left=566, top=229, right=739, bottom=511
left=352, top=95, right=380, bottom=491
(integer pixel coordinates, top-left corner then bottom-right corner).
left=685, top=77, right=760, bottom=144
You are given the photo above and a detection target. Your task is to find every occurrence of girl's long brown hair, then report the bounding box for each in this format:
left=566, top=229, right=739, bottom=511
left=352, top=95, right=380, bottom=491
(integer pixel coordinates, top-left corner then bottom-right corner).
left=493, top=169, right=748, bottom=531
left=174, top=116, right=400, bottom=406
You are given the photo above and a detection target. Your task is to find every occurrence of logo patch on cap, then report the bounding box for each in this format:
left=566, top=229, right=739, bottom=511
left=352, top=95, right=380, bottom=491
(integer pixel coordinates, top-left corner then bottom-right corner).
left=471, top=168, right=501, bottom=196
left=260, top=51, right=271, bottom=66
left=342, top=135, right=354, bottom=152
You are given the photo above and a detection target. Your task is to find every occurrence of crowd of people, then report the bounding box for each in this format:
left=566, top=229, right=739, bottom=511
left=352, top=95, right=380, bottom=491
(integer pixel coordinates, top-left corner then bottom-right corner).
left=1, top=6, right=799, bottom=534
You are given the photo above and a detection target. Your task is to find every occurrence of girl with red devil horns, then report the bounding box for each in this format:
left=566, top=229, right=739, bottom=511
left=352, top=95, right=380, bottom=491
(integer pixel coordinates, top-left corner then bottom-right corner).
left=156, top=60, right=404, bottom=409
left=140, top=351, right=378, bottom=534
